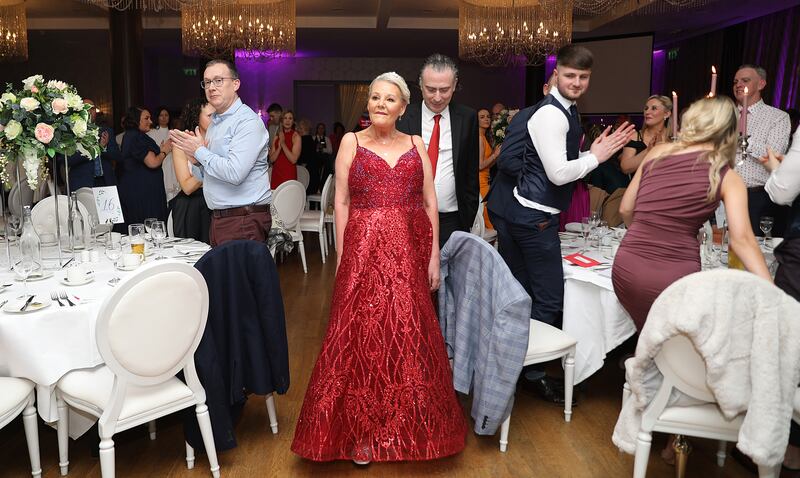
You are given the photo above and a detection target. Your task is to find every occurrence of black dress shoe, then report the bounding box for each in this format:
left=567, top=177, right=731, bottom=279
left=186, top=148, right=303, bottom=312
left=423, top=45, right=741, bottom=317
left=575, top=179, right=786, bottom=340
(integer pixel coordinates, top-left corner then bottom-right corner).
left=520, top=376, right=577, bottom=406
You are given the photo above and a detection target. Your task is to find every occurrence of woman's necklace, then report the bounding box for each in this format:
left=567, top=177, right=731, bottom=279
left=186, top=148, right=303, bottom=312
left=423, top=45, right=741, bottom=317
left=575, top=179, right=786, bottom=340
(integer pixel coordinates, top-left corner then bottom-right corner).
left=371, top=131, right=398, bottom=157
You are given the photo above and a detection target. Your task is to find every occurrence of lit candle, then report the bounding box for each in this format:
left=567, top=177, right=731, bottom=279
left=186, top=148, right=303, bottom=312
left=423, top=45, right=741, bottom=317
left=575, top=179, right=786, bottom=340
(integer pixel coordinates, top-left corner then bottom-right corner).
left=740, top=86, right=749, bottom=134
left=672, top=91, right=678, bottom=139
left=710, top=66, right=717, bottom=97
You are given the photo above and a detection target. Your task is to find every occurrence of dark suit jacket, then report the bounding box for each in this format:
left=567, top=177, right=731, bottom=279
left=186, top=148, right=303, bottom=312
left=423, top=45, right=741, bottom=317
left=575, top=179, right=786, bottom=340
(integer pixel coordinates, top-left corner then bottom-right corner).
left=184, top=240, right=290, bottom=451
left=396, top=101, right=480, bottom=231
left=66, top=126, right=119, bottom=193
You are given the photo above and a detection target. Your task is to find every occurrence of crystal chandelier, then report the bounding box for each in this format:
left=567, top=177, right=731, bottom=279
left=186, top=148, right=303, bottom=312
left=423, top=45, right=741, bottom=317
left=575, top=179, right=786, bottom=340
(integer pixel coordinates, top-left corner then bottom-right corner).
left=573, top=0, right=717, bottom=15
left=459, top=0, right=574, bottom=67
left=181, top=0, right=296, bottom=59
left=0, top=0, right=27, bottom=62
left=81, top=0, right=232, bottom=12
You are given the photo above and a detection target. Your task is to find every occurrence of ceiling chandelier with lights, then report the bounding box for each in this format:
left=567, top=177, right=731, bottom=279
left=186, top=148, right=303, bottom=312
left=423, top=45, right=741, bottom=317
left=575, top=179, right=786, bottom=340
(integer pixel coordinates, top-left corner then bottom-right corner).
left=181, top=0, right=296, bottom=60
left=0, top=0, right=27, bottom=62
left=81, top=0, right=233, bottom=12
left=459, top=0, right=574, bottom=67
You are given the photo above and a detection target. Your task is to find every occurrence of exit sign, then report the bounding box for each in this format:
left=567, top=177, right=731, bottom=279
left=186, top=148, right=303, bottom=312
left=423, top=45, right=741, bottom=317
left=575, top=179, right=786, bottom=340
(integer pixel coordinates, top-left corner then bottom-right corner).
left=183, top=68, right=198, bottom=76
left=667, top=48, right=679, bottom=61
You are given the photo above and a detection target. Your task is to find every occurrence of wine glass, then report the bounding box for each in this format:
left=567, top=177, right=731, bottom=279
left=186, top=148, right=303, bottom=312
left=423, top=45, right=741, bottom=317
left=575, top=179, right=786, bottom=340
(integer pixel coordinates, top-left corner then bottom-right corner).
left=595, top=220, right=610, bottom=254
left=151, top=220, right=166, bottom=260
left=13, top=258, right=39, bottom=299
left=759, top=216, right=774, bottom=247
left=105, top=238, right=122, bottom=285
left=7, top=214, right=21, bottom=240
left=143, top=217, right=156, bottom=239
left=580, top=217, right=591, bottom=252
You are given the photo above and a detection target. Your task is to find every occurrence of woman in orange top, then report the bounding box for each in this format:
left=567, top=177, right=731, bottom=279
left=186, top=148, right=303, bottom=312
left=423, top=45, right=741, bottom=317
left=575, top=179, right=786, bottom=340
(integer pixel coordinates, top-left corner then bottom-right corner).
left=477, top=108, right=500, bottom=229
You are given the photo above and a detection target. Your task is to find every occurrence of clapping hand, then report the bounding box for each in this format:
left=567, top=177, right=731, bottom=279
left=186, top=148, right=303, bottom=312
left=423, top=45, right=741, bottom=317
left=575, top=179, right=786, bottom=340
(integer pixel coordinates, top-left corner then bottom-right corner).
left=99, top=130, right=110, bottom=148
left=758, top=147, right=783, bottom=172
left=169, top=127, right=206, bottom=158
left=591, top=122, right=636, bottom=163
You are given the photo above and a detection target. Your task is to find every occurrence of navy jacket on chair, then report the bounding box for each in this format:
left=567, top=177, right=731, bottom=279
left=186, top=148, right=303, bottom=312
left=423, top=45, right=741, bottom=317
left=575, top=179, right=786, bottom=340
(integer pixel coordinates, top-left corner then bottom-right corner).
left=184, top=240, right=290, bottom=451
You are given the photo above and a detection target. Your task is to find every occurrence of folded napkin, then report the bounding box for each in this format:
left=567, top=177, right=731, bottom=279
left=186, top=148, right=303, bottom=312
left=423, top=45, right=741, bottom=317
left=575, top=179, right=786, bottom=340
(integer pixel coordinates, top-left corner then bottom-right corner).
left=563, top=253, right=602, bottom=267
left=175, top=244, right=211, bottom=255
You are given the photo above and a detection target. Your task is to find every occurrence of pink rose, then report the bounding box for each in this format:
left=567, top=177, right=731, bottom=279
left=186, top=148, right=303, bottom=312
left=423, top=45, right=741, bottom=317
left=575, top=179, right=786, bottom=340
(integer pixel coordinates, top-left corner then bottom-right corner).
left=51, top=98, right=68, bottom=115
left=31, top=86, right=39, bottom=94
left=0, top=124, right=4, bottom=133
left=34, top=122, right=54, bottom=144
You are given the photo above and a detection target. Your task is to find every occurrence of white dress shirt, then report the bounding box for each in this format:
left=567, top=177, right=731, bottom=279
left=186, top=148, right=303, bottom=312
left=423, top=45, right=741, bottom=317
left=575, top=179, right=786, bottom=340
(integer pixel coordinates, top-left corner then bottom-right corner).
left=765, top=128, right=800, bottom=206
left=514, top=87, right=599, bottom=214
left=736, top=99, right=791, bottom=188
left=421, top=102, right=458, bottom=213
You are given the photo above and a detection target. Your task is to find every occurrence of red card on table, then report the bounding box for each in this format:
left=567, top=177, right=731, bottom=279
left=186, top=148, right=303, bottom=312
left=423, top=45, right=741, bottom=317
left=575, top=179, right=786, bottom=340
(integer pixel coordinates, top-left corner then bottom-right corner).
left=563, top=253, right=601, bottom=267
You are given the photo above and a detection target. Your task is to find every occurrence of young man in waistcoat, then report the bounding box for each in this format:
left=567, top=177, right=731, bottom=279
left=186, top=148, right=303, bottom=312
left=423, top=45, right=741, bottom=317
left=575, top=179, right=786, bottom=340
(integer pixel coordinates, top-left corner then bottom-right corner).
left=486, top=44, right=634, bottom=403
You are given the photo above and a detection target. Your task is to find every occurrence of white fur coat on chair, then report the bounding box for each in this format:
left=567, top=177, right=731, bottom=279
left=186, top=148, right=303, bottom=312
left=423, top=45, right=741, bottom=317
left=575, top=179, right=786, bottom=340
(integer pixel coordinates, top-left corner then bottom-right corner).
left=612, top=269, right=800, bottom=467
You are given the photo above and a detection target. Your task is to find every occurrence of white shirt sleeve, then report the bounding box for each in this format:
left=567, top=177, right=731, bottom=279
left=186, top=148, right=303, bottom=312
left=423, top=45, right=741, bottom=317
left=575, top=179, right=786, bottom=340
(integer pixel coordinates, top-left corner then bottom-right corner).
left=528, top=104, right=599, bottom=186
left=765, top=128, right=800, bottom=206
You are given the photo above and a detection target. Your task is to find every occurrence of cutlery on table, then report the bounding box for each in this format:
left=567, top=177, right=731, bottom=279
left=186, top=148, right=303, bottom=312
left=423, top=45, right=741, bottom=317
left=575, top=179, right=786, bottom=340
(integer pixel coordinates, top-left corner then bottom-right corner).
left=59, top=291, right=76, bottom=307
left=51, top=291, right=64, bottom=307
left=19, top=295, right=35, bottom=312
left=0, top=299, right=7, bottom=309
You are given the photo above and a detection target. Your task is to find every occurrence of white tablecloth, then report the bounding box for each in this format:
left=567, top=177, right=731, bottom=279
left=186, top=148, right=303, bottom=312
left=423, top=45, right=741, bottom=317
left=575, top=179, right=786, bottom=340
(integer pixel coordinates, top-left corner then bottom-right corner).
left=559, top=234, right=779, bottom=385
left=0, top=238, right=207, bottom=437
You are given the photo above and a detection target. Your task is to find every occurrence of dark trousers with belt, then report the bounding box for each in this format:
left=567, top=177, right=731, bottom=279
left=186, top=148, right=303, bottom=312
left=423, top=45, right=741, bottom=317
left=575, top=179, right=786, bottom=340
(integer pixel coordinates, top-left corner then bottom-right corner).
left=210, top=206, right=272, bottom=247
left=489, top=209, right=563, bottom=327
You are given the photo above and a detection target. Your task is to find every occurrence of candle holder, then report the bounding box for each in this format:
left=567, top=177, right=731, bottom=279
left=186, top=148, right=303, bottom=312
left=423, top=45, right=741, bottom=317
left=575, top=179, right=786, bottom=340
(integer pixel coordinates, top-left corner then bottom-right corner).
left=670, top=136, right=679, bottom=143
left=737, top=133, right=750, bottom=166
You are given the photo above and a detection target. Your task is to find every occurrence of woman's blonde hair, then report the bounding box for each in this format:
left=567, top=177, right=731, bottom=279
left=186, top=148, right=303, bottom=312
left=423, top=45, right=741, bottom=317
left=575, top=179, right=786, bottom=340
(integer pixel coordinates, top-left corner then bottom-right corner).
left=369, top=72, right=411, bottom=104
left=645, top=95, right=673, bottom=139
left=650, top=96, right=738, bottom=202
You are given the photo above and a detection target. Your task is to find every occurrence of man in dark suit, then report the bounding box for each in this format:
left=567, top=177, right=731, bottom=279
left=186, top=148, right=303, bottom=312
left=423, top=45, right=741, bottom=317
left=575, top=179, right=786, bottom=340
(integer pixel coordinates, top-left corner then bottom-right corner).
left=397, top=53, right=479, bottom=248
left=66, top=98, right=118, bottom=193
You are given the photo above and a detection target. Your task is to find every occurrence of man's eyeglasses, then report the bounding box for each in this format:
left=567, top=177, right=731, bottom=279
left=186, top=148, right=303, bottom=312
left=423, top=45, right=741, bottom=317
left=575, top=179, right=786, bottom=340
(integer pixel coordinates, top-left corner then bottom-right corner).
left=200, top=77, right=236, bottom=89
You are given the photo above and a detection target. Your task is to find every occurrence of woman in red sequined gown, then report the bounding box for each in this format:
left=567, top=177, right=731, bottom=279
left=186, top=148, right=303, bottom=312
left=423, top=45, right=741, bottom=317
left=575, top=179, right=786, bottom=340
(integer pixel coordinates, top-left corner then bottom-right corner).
left=292, top=73, right=467, bottom=463
left=269, top=110, right=300, bottom=189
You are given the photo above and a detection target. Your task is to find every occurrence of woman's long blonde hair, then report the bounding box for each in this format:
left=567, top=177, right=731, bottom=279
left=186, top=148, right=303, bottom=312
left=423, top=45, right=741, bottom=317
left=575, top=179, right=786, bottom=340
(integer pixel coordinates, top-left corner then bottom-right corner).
left=649, top=96, right=738, bottom=202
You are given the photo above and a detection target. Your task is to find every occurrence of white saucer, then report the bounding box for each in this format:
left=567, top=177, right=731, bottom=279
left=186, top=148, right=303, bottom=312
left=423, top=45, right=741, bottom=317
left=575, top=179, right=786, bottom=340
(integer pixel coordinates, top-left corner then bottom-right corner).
left=3, top=296, right=52, bottom=313
left=14, top=271, right=54, bottom=282
left=59, top=272, right=95, bottom=286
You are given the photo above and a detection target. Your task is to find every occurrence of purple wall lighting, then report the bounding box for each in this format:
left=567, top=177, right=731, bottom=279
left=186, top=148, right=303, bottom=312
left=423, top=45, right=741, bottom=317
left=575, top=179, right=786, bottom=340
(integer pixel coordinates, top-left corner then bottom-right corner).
left=651, top=49, right=666, bottom=96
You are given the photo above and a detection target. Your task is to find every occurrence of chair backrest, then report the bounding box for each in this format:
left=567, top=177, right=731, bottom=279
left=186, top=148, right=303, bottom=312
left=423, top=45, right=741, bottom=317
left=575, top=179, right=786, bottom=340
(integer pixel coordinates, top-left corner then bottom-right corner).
left=319, top=174, right=334, bottom=212
left=95, top=261, right=209, bottom=387
left=167, top=209, right=174, bottom=237
left=272, top=180, right=306, bottom=229
left=76, top=187, right=99, bottom=223
left=654, top=334, right=716, bottom=402
left=296, top=165, right=310, bottom=190
left=8, top=182, right=34, bottom=218
left=30, top=195, right=91, bottom=236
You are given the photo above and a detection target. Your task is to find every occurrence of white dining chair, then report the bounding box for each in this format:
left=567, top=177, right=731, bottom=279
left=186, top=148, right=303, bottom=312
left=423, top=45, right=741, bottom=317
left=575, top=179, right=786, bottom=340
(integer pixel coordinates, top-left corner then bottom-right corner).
left=498, top=320, right=576, bottom=452
left=0, top=377, right=42, bottom=478
left=470, top=198, right=498, bottom=249
left=8, top=181, right=34, bottom=218
left=30, top=195, right=91, bottom=237
left=626, top=334, right=780, bottom=478
left=296, top=165, right=310, bottom=191
left=298, top=174, right=334, bottom=262
left=55, top=261, right=220, bottom=478
left=166, top=210, right=175, bottom=238
left=271, top=180, right=307, bottom=273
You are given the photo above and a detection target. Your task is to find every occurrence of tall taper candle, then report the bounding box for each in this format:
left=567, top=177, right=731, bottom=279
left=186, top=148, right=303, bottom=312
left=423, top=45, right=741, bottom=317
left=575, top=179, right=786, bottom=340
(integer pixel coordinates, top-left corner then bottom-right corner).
left=710, top=66, right=717, bottom=97
left=740, top=86, right=749, bottom=134
left=672, top=91, right=678, bottom=139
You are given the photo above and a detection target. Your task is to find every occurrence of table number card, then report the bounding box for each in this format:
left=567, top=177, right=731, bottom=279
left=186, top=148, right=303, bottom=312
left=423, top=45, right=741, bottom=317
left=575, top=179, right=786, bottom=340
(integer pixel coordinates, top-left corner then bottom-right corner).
left=92, top=186, right=125, bottom=224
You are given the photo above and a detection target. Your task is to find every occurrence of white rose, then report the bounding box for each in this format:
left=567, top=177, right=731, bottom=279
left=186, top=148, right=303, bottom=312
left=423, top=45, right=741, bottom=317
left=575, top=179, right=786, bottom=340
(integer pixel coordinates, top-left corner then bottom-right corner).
left=46, top=80, right=68, bottom=91
left=76, top=142, right=93, bottom=159
left=22, top=75, right=43, bottom=91
left=21, top=146, right=41, bottom=189
left=64, top=92, right=83, bottom=110
left=0, top=92, right=16, bottom=105
left=3, top=120, right=22, bottom=140
left=72, top=117, right=87, bottom=137
left=20, top=97, right=40, bottom=112
left=497, top=129, right=505, bottom=138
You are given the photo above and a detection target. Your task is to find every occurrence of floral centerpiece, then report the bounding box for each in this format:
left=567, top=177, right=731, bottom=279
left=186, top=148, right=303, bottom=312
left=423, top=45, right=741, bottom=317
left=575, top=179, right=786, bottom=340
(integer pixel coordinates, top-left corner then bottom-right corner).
left=0, top=75, right=101, bottom=189
left=491, top=108, right=519, bottom=146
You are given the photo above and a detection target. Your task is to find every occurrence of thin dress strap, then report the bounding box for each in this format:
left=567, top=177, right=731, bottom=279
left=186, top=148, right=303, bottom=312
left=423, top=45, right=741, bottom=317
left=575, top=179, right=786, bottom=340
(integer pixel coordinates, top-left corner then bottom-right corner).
left=354, top=132, right=359, bottom=147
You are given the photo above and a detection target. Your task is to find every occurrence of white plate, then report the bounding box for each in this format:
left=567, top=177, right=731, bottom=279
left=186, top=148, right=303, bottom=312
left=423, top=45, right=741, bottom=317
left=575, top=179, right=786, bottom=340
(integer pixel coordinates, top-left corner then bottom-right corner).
left=14, top=271, right=54, bottom=282
left=3, top=296, right=52, bottom=313
left=565, top=222, right=583, bottom=233
left=59, top=272, right=95, bottom=286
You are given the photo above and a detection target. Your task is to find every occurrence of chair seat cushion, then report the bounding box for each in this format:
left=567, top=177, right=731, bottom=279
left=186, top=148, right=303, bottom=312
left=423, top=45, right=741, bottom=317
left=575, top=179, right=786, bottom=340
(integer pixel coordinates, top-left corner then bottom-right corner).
left=307, top=194, right=321, bottom=203
left=0, top=377, right=34, bottom=413
left=299, top=215, right=322, bottom=230
left=657, top=403, right=744, bottom=433
left=58, top=366, right=194, bottom=422
left=526, top=320, right=577, bottom=358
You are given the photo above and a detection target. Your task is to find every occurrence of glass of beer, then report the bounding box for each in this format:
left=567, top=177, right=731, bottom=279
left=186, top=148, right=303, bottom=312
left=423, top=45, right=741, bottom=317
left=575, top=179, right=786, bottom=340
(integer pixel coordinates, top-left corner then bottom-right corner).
left=128, top=223, right=146, bottom=259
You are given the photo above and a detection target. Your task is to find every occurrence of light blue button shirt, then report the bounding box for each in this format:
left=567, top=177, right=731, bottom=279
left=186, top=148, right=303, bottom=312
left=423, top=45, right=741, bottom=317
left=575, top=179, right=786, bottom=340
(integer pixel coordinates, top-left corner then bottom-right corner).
left=193, top=97, right=271, bottom=209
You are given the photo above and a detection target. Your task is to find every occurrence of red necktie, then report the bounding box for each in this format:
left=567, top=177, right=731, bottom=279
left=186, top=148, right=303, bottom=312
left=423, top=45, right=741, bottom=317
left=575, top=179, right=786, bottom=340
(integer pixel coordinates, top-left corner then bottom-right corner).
left=427, top=114, right=441, bottom=178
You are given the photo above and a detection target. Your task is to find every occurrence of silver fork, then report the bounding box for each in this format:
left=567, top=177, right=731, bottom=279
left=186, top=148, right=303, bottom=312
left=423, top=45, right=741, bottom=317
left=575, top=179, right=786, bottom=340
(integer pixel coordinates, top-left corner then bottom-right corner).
left=50, top=291, right=64, bottom=307
left=59, top=291, right=76, bottom=307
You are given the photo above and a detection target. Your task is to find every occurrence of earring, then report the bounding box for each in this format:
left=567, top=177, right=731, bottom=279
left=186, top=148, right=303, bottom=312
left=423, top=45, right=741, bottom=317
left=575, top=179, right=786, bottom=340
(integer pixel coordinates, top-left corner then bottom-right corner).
left=399, top=115, right=403, bottom=121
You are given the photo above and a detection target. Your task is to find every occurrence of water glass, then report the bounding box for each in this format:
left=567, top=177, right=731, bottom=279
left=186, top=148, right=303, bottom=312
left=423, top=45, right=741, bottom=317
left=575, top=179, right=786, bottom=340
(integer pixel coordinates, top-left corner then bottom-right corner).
left=105, top=238, right=122, bottom=266
left=759, top=216, right=774, bottom=247
left=151, top=220, right=166, bottom=259
left=580, top=217, right=591, bottom=251
left=13, top=258, right=39, bottom=298
left=128, top=224, right=146, bottom=259
left=143, top=218, right=157, bottom=235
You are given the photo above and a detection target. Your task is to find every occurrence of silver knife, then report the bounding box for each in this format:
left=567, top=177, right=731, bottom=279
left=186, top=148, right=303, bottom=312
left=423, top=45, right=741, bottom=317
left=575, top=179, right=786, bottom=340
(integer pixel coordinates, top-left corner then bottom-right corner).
left=20, top=295, right=35, bottom=311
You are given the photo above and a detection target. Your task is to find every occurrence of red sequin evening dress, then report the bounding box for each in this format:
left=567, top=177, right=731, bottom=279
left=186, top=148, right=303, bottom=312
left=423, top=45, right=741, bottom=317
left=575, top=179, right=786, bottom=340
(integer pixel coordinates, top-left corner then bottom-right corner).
left=291, top=137, right=467, bottom=462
